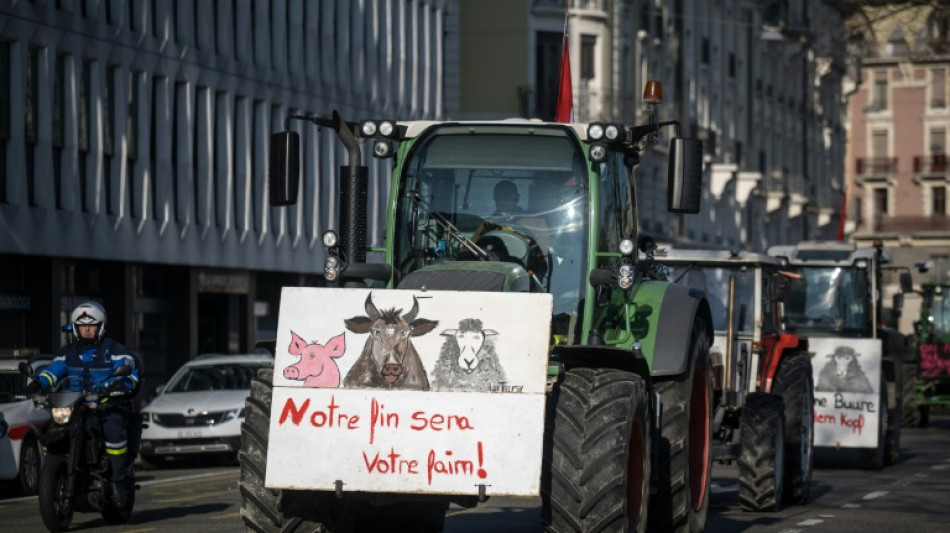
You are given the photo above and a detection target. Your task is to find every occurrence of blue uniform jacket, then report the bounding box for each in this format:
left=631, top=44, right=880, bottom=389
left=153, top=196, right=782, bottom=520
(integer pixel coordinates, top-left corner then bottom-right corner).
left=37, top=338, right=140, bottom=395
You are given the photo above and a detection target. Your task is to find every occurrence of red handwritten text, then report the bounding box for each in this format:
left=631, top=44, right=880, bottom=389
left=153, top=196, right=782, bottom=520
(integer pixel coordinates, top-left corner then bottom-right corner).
left=920, top=343, right=950, bottom=377
left=410, top=411, right=475, bottom=431
left=362, top=447, right=419, bottom=475
left=427, top=449, right=475, bottom=485
left=840, top=412, right=864, bottom=435
left=277, top=396, right=360, bottom=429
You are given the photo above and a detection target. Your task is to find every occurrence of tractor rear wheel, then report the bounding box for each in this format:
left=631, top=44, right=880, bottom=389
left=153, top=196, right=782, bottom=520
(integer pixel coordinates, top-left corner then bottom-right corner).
left=239, top=367, right=330, bottom=533
left=900, top=363, right=919, bottom=428
left=648, top=318, right=712, bottom=533
left=770, top=352, right=814, bottom=505
left=541, top=367, right=651, bottom=532
left=737, top=393, right=786, bottom=512
left=238, top=368, right=446, bottom=533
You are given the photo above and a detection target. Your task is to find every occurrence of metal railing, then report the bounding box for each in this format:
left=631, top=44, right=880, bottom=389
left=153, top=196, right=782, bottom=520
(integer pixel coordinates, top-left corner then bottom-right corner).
left=855, top=157, right=898, bottom=175
left=913, top=154, right=948, bottom=174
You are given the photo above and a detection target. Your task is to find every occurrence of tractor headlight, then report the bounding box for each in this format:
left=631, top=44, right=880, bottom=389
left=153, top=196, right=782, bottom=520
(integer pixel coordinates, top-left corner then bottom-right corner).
left=588, top=123, right=604, bottom=141
left=604, top=123, right=621, bottom=141
left=618, top=275, right=634, bottom=290
left=619, top=239, right=635, bottom=256
left=322, top=230, right=339, bottom=248
left=372, top=140, right=393, bottom=158
left=52, top=406, right=73, bottom=425
left=360, top=120, right=378, bottom=137
left=378, top=120, right=395, bottom=137
left=589, top=144, right=608, bottom=162
left=325, top=255, right=339, bottom=268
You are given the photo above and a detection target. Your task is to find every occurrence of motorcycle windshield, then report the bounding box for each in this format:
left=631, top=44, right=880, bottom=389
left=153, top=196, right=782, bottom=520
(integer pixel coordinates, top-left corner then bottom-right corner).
left=394, top=124, right=589, bottom=337
left=49, top=390, right=83, bottom=408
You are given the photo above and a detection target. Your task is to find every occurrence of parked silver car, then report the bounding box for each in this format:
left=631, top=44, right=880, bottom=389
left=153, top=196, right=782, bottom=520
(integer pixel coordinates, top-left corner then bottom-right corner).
left=139, top=353, right=273, bottom=466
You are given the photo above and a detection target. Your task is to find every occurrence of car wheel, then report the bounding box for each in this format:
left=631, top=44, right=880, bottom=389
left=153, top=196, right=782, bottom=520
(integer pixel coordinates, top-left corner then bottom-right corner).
left=18, top=435, right=42, bottom=496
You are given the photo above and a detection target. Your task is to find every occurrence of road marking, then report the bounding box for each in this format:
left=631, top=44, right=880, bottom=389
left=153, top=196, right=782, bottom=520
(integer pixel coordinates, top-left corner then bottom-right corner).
left=211, top=511, right=242, bottom=520
left=119, top=529, right=157, bottom=533
left=777, top=529, right=803, bottom=533
left=155, top=489, right=237, bottom=503
left=819, top=514, right=836, bottom=518
left=841, top=503, right=861, bottom=508
left=862, top=491, right=889, bottom=500
left=797, top=519, right=824, bottom=526
left=711, top=483, right=738, bottom=494
left=931, top=464, right=949, bottom=470
left=137, top=469, right=239, bottom=487
left=915, top=473, right=929, bottom=478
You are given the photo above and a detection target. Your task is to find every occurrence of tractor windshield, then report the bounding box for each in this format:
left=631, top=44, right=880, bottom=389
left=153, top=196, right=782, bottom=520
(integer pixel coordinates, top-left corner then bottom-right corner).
left=667, top=265, right=756, bottom=333
left=782, top=266, right=870, bottom=333
left=394, top=124, right=589, bottom=335
left=925, top=286, right=950, bottom=335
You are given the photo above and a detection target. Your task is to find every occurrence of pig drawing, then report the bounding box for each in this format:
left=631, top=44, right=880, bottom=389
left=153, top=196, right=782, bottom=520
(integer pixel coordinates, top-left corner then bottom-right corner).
left=283, top=331, right=346, bottom=388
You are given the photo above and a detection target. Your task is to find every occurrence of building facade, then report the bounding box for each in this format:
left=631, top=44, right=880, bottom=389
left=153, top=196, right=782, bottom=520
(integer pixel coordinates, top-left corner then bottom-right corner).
left=843, top=4, right=950, bottom=331
left=449, top=0, right=850, bottom=251
left=0, top=0, right=449, bottom=383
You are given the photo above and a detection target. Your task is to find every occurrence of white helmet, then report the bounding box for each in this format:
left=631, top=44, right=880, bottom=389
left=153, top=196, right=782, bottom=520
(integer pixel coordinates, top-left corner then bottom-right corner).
left=71, top=301, right=106, bottom=341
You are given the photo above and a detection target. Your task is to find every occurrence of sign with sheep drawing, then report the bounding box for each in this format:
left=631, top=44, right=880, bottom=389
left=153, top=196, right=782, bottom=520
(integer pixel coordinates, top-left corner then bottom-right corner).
left=265, top=287, right=553, bottom=495
left=810, top=337, right=882, bottom=448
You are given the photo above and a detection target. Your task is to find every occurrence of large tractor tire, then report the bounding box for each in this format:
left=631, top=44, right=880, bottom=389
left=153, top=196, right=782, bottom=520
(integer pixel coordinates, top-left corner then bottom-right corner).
left=648, top=318, right=712, bottom=533
left=738, top=393, right=785, bottom=512
left=238, top=368, right=446, bottom=533
left=770, top=352, right=814, bottom=505
left=239, top=367, right=330, bottom=533
left=901, top=363, right=919, bottom=428
left=541, top=367, right=651, bottom=532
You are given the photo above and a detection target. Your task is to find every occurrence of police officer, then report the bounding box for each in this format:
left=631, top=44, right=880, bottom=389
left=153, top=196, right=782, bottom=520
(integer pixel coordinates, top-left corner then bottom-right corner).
left=35, top=301, right=140, bottom=509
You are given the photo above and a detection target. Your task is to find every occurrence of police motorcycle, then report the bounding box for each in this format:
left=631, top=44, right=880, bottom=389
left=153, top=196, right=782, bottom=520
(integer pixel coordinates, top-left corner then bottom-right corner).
left=20, top=361, right=140, bottom=532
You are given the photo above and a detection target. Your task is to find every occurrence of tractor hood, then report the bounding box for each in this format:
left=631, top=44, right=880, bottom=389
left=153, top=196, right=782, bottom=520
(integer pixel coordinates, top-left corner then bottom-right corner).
left=397, top=261, right=535, bottom=292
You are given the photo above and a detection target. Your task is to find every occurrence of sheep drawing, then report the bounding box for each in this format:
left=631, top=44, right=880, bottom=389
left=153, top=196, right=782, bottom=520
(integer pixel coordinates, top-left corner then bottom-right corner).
left=816, top=345, right=874, bottom=393
left=431, top=318, right=508, bottom=392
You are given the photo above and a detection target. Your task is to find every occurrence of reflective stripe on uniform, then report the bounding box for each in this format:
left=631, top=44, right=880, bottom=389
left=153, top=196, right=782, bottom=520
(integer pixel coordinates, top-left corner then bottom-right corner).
left=105, top=447, right=128, bottom=456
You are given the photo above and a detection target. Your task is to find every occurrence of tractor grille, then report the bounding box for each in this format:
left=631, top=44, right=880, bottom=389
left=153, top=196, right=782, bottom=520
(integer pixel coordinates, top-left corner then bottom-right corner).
left=398, top=270, right=507, bottom=291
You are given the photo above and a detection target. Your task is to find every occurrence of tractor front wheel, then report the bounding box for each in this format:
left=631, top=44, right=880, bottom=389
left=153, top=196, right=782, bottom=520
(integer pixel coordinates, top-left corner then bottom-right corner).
left=770, top=352, right=814, bottom=505
left=648, top=318, right=712, bottom=533
left=542, top=367, right=651, bottom=532
left=737, top=393, right=786, bottom=512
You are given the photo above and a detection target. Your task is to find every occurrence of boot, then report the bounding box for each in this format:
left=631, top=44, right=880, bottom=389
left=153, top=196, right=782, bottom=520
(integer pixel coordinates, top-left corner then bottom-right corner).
left=110, top=480, right=127, bottom=509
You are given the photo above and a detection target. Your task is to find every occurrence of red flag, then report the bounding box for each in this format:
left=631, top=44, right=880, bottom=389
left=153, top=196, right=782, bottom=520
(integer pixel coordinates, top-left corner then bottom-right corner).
left=837, top=190, right=847, bottom=241
left=555, top=22, right=573, bottom=122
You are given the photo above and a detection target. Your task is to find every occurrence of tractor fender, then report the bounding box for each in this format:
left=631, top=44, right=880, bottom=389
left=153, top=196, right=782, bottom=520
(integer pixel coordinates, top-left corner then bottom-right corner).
left=551, top=345, right=652, bottom=390
left=650, top=283, right=713, bottom=378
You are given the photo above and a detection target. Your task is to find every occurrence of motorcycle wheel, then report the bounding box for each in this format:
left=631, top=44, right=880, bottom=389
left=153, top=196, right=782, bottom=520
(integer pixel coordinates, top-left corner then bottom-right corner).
left=101, top=474, right=136, bottom=524
left=38, top=455, right=73, bottom=532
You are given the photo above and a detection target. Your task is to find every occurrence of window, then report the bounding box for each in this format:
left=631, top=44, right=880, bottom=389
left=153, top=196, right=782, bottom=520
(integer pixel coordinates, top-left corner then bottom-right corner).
left=80, top=60, right=93, bottom=212
left=872, top=129, right=888, bottom=157
left=580, top=35, right=596, bottom=80
left=26, top=48, right=42, bottom=207
left=53, top=55, right=66, bottom=209
left=874, top=188, right=889, bottom=218
left=933, top=68, right=946, bottom=108
left=728, top=52, right=736, bottom=78
left=873, top=71, right=888, bottom=110
left=105, top=66, right=115, bottom=215
left=128, top=71, right=140, bottom=218
left=933, top=186, right=946, bottom=216
left=701, top=37, right=710, bottom=64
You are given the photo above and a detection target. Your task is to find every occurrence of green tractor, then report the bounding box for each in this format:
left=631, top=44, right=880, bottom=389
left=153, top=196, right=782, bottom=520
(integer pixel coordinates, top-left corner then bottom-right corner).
left=908, top=281, right=950, bottom=427
left=239, top=82, right=716, bottom=533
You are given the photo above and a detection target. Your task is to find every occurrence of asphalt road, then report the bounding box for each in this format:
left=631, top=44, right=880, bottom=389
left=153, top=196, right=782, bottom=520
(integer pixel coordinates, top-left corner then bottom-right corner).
left=0, top=417, right=947, bottom=532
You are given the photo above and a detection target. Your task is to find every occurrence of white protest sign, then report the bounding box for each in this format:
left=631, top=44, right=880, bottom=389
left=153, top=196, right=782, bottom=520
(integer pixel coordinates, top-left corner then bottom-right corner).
left=265, top=288, right=553, bottom=495
left=810, top=337, right=882, bottom=449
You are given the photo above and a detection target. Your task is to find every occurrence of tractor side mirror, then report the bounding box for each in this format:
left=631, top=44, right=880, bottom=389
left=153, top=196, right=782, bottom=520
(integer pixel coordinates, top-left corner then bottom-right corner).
left=899, top=272, right=913, bottom=293
left=270, top=131, right=301, bottom=206
left=667, top=137, right=703, bottom=214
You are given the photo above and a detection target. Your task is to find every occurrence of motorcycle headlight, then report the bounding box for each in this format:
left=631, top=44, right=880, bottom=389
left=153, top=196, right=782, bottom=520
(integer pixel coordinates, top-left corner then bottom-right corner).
left=52, top=406, right=73, bottom=424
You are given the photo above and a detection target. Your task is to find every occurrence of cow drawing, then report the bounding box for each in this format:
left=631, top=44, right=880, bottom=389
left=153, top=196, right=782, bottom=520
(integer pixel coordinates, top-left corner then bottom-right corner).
left=342, top=294, right=437, bottom=390
left=816, top=345, right=874, bottom=393
left=282, top=331, right=345, bottom=388
left=431, top=318, right=507, bottom=391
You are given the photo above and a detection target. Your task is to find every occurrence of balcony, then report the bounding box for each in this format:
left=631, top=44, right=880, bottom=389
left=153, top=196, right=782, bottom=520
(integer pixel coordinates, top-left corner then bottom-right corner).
left=914, top=154, right=948, bottom=174
left=855, top=157, right=898, bottom=175
left=861, top=215, right=950, bottom=233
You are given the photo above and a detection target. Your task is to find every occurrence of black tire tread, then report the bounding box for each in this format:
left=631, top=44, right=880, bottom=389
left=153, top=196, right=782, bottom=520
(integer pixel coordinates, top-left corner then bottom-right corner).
left=770, top=352, right=814, bottom=504
left=900, top=363, right=918, bottom=428
left=647, top=318, right=712, bottom=533
left=38, top=454, right=72, bottom=532
left=737, top=393, right=785, bottom=512
left=541, top=367, right=650, bottom=533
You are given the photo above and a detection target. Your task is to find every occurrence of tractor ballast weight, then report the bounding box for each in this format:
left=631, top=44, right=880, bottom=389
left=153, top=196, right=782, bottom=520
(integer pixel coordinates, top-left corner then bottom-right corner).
left=659, top=248, right=815, bottom=511
left=242, top=82, right=714, bottom=533
left=767, top=240, right=909, bottom=469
